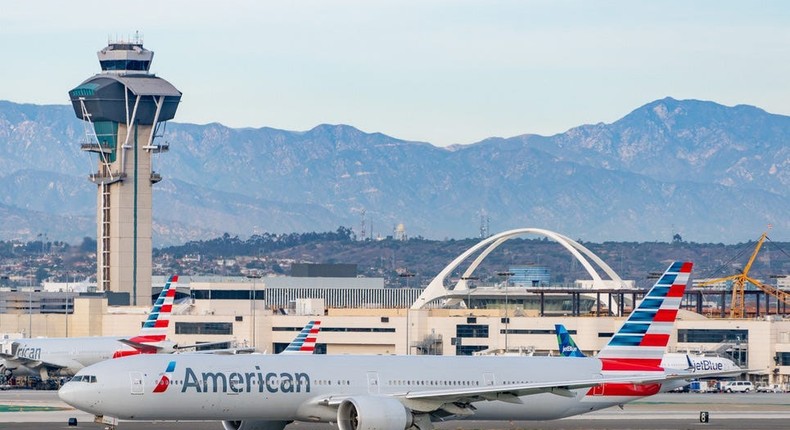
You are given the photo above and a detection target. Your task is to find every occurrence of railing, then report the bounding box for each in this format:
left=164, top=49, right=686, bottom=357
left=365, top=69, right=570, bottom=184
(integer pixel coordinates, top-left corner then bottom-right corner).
left=88, top=172, right=126, bottom=185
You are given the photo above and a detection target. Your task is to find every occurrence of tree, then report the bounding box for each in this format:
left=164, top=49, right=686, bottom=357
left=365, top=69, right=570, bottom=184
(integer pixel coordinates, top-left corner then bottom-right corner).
left=79, top=237, right=96, bottom=253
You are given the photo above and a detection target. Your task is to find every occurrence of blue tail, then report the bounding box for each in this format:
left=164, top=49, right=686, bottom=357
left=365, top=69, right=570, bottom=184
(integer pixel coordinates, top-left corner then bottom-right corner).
left=555, top=324, right=586, bottom=357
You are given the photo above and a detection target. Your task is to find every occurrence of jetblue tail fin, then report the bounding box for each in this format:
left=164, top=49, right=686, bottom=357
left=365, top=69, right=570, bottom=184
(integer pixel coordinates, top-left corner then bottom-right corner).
left=281, top=321, right=321, bottom=354
left=555, top=324, right=586, bottom=357
left=597, top=261, right=692, bottom=368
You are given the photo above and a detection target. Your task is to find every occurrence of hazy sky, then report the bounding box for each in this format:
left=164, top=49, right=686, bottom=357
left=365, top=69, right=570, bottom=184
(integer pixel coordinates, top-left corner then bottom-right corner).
left=2, top=1, right=789, bottom=146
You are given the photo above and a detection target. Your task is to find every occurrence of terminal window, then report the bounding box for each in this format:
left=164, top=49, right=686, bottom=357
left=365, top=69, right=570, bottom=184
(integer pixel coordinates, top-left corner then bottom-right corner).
left=503, top=329, right=571, bottom=335
left=456, top=324, right=489, bottom=338
left=678, top=329, right=748, bottom=343
left=271, top=327, right=396, bottom=333
left=175, top=322, right=233, bottom=335
left=191, top=290, right=265, bottom=300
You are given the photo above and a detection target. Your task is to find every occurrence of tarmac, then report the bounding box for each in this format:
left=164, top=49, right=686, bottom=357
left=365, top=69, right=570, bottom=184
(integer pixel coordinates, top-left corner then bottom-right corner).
left=1, top=390, right=789, bottom=430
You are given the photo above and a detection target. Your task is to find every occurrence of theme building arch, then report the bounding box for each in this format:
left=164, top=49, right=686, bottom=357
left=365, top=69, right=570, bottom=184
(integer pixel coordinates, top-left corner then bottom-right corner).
left=412, top=228, right=627, bottom=309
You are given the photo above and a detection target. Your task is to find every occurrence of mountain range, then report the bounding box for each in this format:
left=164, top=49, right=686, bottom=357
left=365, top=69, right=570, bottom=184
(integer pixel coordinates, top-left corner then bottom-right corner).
left=0, top=97, right=787, bottom=246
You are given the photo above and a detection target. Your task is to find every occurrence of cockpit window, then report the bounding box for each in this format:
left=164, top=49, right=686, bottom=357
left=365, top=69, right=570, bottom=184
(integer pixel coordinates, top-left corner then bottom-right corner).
left=71, top=375, right=97, bottom=383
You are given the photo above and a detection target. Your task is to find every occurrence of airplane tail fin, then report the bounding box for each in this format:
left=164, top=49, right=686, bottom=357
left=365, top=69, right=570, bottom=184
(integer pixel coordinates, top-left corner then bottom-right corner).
left=597, top=261, right=692, bottom=368
left=140, top=275, right=178, bottom=342
left=134, top=275, right=178, bottom=343
left=555, top=324, right=586, bottom=357
left=113, top=276, right=178, bottom=358
left=281, top=320, right=321, bottom=354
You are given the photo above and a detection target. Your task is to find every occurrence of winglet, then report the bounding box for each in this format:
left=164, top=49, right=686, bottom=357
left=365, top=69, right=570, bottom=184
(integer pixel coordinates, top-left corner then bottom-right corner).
left=685, top=354, right=694, bottom=371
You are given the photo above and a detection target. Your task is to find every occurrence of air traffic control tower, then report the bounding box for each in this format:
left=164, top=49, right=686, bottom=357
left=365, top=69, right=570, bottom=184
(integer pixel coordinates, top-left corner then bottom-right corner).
left=68, top=39, right=181, bottom=305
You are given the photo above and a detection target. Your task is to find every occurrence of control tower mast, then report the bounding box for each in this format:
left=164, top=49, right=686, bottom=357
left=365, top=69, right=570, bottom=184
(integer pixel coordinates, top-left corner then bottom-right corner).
left=68, top=37, right=181, bottom=305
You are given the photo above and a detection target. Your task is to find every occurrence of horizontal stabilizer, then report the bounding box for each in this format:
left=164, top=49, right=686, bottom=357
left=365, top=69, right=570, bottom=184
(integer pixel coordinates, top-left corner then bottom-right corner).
left=117, top=339, right=162, bottom=353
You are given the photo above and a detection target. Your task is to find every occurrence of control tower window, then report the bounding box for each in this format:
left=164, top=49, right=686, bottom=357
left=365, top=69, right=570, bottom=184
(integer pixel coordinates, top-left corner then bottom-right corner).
left=100, top=60, right=151, bottom=71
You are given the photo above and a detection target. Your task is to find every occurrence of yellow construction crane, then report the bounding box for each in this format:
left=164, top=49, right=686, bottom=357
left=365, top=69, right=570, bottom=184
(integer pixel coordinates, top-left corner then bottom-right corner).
left=699, top=232, right=789, bottom=318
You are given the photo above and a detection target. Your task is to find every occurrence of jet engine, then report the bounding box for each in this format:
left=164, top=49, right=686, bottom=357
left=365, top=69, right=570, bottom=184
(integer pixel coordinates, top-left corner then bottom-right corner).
left=221, top=420, right=290, bottom=430
left=0, top=363, right=12, bottom=383
left=337, top=396, right=413, bottom=430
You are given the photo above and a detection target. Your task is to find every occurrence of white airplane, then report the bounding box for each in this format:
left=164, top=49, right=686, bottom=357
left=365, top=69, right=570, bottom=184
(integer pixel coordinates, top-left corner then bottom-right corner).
left=60, top=262, right=729, bottom=430
left=662, top=352, right=742, bottom=373
left=554, top=323, right=742, bottom=392
left=0, top=275, right=179, bottom=381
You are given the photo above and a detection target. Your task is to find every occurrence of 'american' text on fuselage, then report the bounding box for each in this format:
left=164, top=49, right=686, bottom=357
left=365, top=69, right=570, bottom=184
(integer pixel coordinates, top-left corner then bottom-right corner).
left=180, top=366, right=311, bottom=394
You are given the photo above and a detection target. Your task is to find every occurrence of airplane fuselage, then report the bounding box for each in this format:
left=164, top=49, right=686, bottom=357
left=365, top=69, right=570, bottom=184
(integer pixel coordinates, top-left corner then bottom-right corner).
left=1, top=337, right=135, bottom=378
left=662, top=353, right=740, bottom=373
left=59, top=353, right=661, bottom=422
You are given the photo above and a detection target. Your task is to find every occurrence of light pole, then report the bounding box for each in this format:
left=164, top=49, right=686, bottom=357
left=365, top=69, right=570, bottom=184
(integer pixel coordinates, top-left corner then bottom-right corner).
left=399, top=272, right=415, bottom=355
left=399, top=272, right=415, bottom=288
left=246, top=273, right=262, bottom=349
left=497, top=271, right=514, bottom=352
left=28, top=276, right=33, bottom=338
left=405, top=307, right=410, bottom=355
left=461, top=276, right=479, bottom=309
left=65, top=277, right=69, bottom=338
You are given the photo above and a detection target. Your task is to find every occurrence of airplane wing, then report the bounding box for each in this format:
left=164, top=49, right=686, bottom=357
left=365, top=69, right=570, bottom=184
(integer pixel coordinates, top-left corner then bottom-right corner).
left=172, top=341, right=242, bottom=352
left=121, top=338, right=236, bottom=354
left=400, top=373, right=669, bottom=402
left=320, top=372, right=678, bottom=409
left=0, top=353, right=67, bottom=371
left=183, top=347, right=257, bottom=355
left=318, top=366, right=748, bottom=416
left=208, top=347, right=257, bottom=355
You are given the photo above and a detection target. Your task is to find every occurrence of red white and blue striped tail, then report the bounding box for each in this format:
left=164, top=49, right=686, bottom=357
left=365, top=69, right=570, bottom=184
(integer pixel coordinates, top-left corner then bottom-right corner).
left=113, top=275, right=178, bottom=358
left=598, top=262, right=692, bottom=368
left=138, top=275, right=178, bottom=342
left=134, top=275, right=178, bottom=343
left=281, top=320, right=321, bottom=354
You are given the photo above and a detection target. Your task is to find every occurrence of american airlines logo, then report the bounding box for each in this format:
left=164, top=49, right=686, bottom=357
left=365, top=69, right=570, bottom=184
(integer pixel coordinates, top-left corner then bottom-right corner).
left=15, top=347, right=42, bottom=360
left=153, top=361, right=312, bottom=394
left=153, top=360, right=176, bottom=393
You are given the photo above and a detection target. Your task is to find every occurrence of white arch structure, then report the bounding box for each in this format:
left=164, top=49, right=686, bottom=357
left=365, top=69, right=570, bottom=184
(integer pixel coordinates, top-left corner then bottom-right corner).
left=412, top=228, right=627, bottom=309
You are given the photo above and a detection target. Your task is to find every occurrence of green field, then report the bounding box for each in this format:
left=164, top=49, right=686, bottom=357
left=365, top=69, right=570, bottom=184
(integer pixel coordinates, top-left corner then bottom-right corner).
left=0, top=405, right=69, bottom=412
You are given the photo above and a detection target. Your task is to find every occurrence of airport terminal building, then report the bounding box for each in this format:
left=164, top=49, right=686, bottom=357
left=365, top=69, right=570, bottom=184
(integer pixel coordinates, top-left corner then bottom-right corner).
left=3, top=229, right=789, bottom=390
left=2, top=270, right=790, bottom=387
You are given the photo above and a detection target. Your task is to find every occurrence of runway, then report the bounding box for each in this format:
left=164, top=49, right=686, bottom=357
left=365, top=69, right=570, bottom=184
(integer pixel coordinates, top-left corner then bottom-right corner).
left=1, top=390, right=789, bottom=429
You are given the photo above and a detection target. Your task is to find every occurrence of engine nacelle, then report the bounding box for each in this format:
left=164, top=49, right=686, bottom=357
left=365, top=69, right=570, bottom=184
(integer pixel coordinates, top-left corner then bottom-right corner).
left=221, top=420, right=290, bottom=430
left=337, top=396, right=413, bottom=430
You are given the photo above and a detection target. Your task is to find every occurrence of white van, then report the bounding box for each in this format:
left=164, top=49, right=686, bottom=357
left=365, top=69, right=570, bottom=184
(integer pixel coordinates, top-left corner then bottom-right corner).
left=721, top=380, right=754, bottom=393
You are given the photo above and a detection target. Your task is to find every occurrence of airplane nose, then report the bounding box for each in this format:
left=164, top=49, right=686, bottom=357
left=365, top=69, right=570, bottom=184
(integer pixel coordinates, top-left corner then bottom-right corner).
left=58, top=382, right=79, bottom=407
left=59, top=381, right=98, bottom=412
